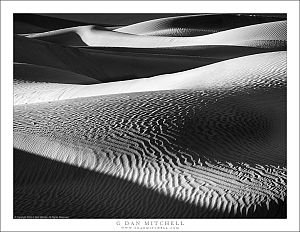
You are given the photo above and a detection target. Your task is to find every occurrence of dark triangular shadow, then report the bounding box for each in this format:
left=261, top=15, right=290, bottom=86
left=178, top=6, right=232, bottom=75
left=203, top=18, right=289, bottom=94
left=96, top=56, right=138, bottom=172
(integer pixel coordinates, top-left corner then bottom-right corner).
left=14, top=149, right=286, bottom=218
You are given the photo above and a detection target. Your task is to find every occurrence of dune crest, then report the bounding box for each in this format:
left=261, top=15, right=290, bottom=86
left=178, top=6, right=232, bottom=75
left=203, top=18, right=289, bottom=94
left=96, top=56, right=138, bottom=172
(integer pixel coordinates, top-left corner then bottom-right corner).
left=23, top=21, right=286, bottom=49
left=14, top=51, right=286, bottom=105
left=13, top=13, right=287, bottom=219
left=115, top=14, right=286, bottom=37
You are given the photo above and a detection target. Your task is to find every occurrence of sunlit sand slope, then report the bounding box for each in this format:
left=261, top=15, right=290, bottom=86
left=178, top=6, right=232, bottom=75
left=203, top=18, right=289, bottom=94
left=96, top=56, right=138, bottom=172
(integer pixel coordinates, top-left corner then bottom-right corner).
left=115, top=14, right=285, bottom=36
left=14, top=52, right=286, bottom=105
left=14, top=86, right=286, bottom=218
left=23, top=21, right=286, bottom=49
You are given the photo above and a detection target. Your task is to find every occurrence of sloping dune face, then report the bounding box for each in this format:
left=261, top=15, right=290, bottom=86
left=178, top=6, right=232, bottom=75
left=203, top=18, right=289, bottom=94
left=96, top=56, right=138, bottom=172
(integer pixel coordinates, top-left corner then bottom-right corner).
left=14, top=51, right=286, bottom=105
left=24, top=20, right=286, bottom=49
left=115, top=14, right=286, bottom=36
left=14, top=88, right=286, bottom=218
left=13, top=13, right=287, bottom=218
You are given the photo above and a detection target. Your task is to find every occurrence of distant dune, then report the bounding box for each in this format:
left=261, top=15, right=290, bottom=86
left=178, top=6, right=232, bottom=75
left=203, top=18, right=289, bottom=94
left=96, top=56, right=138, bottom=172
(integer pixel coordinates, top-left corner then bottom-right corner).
left=14, top=14, right=91, bottom=34
left=23, top=20, right=286, bottom=49
left=13, top=13, right=287, bottom=218
left=14, top=51, right=286, bottom=105
left=14, top=35, right=222, bottom=83
left=16, top=35, right=281, bottom=84
left=115, top=14, right=286, bottom=36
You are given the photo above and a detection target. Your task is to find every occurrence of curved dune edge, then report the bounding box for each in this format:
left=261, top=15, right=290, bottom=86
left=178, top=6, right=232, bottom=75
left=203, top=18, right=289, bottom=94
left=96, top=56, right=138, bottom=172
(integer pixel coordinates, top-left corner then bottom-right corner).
left=15, top=35, right=284, bottom=84
left=14, top=51, right=286, bottom=105
left=15, top=35, right=234, bottom=83
left=115, top=14, right=285, bottom=37
left=23, top=20, right=286, bottom=48
left=14, top=86, right=286, bottom=217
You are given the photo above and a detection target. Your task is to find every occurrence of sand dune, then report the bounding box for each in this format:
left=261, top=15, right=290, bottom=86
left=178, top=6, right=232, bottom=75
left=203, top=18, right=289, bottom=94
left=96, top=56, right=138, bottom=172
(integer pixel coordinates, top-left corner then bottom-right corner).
left=14, top=35, right=224, bottom=83
left=16, top=149, right=245, bottom=218
left=17, top=35, right=280, bottom=84
left=14, top=14, right=91, bottom=34
left=14, top=51, right=286, bottom=105
left=13, top=13, right=287, bottom=219
left=115, top=14, right=286, bottom=37
left=14, top=85, right=286, bottom=218
left=23, top=20, right=286, bottom=49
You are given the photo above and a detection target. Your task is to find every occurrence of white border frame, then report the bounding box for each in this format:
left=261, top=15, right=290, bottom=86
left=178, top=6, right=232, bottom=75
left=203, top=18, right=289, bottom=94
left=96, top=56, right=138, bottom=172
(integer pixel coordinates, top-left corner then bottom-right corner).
left=1, top=1, right=299, bottom=231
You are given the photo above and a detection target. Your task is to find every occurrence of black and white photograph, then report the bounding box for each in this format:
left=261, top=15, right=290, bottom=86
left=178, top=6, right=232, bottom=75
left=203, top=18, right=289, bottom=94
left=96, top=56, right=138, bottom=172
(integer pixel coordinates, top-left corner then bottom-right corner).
left=1, top=1, right=300, bottom=232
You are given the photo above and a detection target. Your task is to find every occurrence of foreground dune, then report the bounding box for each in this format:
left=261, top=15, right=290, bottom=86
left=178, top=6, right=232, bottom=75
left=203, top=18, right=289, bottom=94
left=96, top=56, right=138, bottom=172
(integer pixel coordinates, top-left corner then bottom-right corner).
left=23, top=20, right=286, bottom=49
left=14, top=51, right=286, bottom=105
left=14, top=85, right=286, bottom=218
left=115, top=14, right=286, bottom=36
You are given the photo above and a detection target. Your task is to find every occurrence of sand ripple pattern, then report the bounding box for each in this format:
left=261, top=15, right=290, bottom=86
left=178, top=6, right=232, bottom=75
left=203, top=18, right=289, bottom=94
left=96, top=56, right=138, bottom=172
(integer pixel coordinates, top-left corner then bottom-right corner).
left=14, top=85, right=286, bottom=217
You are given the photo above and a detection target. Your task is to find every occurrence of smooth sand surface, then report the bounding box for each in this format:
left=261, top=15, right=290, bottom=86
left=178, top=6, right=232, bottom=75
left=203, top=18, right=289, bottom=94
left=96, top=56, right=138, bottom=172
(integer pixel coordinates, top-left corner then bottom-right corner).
left=14, top=51, right=286, bottom=105
left=23, top=20, right=286, bottom=49
left=115, top=14, right=286, bottom=36
left=14, top=35, right=222, bottom=83
left=16, top=35, right=281, bottom=84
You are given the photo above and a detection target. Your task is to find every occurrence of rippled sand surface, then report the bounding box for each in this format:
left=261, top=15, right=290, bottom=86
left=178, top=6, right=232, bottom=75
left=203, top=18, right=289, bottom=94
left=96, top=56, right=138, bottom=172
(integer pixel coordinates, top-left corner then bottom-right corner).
left=14, top=13, right=287, bottom=218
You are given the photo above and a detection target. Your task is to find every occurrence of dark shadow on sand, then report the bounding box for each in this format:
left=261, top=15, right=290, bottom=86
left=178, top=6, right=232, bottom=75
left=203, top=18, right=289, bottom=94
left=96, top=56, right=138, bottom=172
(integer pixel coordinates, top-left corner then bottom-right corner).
left=14, top=149, right=286, bottom=219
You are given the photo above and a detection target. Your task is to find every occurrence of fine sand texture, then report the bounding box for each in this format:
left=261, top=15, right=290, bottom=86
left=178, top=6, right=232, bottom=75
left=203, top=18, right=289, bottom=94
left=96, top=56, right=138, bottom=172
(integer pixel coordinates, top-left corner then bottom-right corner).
left=114, top=14, right=286, bottom=36
left=14, top=13, right=287, bottom=218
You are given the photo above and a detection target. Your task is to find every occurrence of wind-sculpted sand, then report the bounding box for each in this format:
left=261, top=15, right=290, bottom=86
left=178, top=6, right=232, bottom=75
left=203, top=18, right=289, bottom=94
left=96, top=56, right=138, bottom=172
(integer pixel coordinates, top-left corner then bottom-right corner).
left=14, top=87, right=286, bottom=218
left=14, top=51, right=286, bottom=105
left=13, top=13, right=287, bottom=218
left=23, top=20, right=286, bottom=49
left=114, top=14, right=285, bottom=36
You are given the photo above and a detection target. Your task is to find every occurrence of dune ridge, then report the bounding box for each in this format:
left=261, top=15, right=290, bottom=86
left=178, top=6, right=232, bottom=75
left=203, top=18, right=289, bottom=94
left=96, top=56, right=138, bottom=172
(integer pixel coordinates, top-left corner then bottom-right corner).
left=23, top=20, right=286, bottom=49
left=14, top=35, right=226, bottom=83
left=15, top=35, right=284, bottom=85
left=115, top=14, right=286, bottom=37
left=13, top=13, right=287, bottom=219
left=14, top=51, right=286, bottom=105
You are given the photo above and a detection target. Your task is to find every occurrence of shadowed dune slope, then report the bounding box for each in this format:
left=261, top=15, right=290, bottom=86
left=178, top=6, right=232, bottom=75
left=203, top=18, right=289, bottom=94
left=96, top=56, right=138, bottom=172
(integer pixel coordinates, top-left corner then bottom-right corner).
left=79, top=45, right=284, bottom=58
left=14, top=35, right=223, bottom=83
left=14, top=148, right=286, bottom=218
left=115, top=14, right=286, bottom=36
left=14, top=14, right=91, bottom=34
left=13, top=51, right=286, bottom=105
left=14, top=85, right=286, bottom=218
left=14, top=63, right=100, bottom=84
left=16, top=35, right=280, bottom=84
left=13, top=13, right=287, bottom=219
left=24, top=20, right=286, bottom=49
